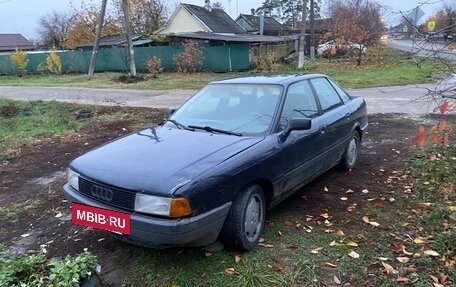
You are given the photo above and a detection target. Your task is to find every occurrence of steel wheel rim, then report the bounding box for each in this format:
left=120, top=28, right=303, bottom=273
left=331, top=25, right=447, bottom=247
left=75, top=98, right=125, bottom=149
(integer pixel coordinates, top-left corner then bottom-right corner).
left=244, top=194, right=263, bottom=242
left=347, top=137, right=358, bottom=166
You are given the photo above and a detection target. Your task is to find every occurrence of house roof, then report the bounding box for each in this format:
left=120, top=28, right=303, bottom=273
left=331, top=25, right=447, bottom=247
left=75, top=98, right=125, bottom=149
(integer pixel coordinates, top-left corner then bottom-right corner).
left=181, top=4, right=245, bottom=34
left=168, top=31, right=289, bottom=43
left=0, top=34, right=34, bottom=51
left=237, top=14, right=290, bottom=33
left=77, top=34, right=142, bottom=49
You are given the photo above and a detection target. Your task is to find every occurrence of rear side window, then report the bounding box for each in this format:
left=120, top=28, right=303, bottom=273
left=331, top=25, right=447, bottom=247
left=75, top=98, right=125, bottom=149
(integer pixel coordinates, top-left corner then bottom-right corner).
left=310, top=78, right=343, bottom=112
left=328, top=78, right=351, bottom=103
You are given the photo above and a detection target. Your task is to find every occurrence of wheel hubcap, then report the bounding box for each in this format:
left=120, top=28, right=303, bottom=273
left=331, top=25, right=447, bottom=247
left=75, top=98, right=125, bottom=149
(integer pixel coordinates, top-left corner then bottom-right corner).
left=244, top=194, right=263, bottom=242
left=347, top=137, right=358, bottom=166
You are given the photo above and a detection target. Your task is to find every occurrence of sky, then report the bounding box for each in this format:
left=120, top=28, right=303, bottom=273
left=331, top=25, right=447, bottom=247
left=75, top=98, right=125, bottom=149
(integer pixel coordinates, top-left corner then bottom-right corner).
left=0, top=0, right=445, bottom=40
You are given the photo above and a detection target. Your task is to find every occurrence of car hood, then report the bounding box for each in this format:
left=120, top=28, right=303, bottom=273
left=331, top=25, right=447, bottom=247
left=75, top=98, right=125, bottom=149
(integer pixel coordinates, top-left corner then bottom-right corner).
left=70, top=126, right=263, bottom=196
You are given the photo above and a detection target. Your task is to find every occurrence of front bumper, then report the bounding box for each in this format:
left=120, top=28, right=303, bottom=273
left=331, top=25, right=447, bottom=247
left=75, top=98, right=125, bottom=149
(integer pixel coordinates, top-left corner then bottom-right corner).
left=63, top=184, right=231, bottom=248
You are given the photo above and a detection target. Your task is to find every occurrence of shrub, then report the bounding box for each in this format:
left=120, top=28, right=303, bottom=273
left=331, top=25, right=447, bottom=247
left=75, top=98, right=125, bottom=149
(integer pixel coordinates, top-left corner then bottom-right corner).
left=0, top=244, right=98, bottom=287
left=9, top=49, right=28, bottom=75
left=146, top=56, right=163, bottom=78
left=45, top=51, right=62, bottom=74
left=251, top=52, right=280, bottom=72
left=174, top=40, right=205, bottom=73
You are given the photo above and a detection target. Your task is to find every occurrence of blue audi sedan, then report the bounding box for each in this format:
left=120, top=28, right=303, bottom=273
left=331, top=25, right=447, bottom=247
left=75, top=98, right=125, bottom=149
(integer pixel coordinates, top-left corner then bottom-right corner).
left=63, top=74, right=368, bottom=251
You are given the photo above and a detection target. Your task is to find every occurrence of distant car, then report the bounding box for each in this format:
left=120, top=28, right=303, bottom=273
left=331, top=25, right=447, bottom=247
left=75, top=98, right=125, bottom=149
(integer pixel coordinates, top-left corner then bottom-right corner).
left=317, top=40, right=366, bottom=57
left=63, top=74, right=368, bottom=251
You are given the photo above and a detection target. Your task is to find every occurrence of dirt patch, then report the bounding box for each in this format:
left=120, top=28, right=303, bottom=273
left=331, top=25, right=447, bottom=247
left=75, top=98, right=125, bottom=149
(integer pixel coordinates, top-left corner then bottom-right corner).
left=0, top=112, right=428, bottom=286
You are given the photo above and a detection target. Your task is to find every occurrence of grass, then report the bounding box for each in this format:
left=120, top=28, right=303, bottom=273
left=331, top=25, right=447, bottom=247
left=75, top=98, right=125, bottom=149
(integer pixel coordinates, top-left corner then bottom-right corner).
left=0, top=47, right=447, bottom=90
left=0, top=99, right=155, bottom=153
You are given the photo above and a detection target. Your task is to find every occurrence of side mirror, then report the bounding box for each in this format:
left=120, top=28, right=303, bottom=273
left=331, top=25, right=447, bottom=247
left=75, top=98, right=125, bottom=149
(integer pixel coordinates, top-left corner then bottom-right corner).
left=168, top=107, right=178, bottom=117
left=279, top=118, right=311, bottom=142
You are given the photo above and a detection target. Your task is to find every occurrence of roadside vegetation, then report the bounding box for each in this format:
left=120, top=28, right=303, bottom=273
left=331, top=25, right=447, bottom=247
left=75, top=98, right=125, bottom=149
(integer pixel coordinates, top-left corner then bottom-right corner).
left=0, top=99, right=161, bottom=153
left=0, top=47, right=445, bottom=90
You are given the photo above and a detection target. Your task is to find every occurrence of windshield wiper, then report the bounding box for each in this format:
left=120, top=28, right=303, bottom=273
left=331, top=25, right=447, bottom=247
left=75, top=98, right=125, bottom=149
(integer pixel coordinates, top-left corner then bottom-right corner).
left=188, top=125, right=242, bottom=136
left=166, top=119, right=195, bottom=131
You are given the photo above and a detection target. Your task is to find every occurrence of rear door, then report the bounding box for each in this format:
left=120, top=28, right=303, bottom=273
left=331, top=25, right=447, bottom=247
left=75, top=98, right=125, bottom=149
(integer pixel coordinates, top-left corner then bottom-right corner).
left=309, top=77, right=352, bottom=168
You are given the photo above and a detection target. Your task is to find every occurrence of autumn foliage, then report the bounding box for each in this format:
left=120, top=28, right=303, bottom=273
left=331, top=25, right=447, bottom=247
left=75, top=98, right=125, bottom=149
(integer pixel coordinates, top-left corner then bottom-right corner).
left=10, top=49, right=28, bottom=75
left=173, top=40, right=205, bottom=73
left=412, top=101, right=454, bottom=147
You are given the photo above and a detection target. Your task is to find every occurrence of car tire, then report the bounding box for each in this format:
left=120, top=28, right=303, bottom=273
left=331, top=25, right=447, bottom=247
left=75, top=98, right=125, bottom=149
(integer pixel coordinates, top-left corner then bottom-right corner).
left=339, top=131, right=360, bottom=170
left=220, top=185, right=265, bottom=251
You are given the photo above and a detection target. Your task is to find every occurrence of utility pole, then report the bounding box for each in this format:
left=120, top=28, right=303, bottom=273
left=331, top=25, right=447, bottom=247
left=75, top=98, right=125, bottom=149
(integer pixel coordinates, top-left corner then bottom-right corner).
left=298, top=0, right=308, bottom=68
left=88, top=0, right=108, bottom=80
left=309, top=0, right=315, bottom=60
left=121, top=0, right=137, bottom=76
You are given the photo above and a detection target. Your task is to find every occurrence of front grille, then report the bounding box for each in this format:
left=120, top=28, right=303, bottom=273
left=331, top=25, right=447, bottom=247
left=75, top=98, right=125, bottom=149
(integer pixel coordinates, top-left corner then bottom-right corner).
left=78, top=177, right=136, bottom=211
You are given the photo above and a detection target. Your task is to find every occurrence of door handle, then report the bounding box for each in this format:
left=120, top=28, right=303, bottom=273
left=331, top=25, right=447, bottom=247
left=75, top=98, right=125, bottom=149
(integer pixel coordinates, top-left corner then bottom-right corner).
left=345, top=113, right=351, bottom=120
left=319, top=125, right=327, bottom=135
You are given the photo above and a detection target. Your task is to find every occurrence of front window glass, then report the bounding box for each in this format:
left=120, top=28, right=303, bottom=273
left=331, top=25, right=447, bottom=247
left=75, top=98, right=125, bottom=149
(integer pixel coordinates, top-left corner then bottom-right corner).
left=170, top=84, right=282, bottom=135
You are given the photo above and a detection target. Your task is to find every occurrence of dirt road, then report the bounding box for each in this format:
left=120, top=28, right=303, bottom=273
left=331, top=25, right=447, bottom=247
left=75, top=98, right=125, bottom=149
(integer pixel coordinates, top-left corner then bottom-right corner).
left=0, top=84, right=442, bottom=114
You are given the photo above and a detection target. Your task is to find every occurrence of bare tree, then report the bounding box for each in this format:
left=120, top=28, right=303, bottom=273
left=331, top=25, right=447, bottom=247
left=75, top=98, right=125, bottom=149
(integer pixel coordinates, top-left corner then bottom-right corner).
left=114, top=0, right=169, bottom=35
left=327, top=0, right=385, bottom=65
left=37, top=10, right=73, bottom=49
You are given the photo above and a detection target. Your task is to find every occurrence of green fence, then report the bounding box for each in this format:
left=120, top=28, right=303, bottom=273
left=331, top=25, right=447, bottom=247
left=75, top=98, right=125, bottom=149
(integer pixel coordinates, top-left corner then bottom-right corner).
left=0, top=43, right=250, bottom=75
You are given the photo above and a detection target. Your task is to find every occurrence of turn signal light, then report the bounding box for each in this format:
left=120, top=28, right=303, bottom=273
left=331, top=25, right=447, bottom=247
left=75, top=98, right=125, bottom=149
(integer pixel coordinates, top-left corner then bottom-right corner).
left=169, top=198, right=192, bottom=218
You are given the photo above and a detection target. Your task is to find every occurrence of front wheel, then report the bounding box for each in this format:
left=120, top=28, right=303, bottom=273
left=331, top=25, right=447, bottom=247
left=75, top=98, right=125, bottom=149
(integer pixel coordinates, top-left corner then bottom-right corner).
left=220, top=185, right=265, bottom=251
left=339, top=131, right=360, bottom=170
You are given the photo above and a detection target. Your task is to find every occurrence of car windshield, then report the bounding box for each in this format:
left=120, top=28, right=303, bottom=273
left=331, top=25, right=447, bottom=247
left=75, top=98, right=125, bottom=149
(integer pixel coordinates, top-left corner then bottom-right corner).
left=170, top=83, right=283, bottom=135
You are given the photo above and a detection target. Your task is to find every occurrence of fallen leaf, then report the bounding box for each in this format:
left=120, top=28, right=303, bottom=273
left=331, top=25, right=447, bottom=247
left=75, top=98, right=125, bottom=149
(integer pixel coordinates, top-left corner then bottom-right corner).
left=429, top=275, right=439, bottom=284
left=284, top=220, right=294, bottom=226
left=396, top=276, right=410, bottom=282
left=204, top=252, right=213, bottom=257
left=234, top=254, right=241, bottom=263
left=54, top=212, right=63, bottom=218
left=311, top=247, right=323, bottom=254
left=258, top=243, right=274, bottom=248
left=413, top=237, right=426, bottom=244
left=362, top=189, right=369, bottom=194
left=369, top=221, right=380, bottom=227
left=330, top=241, right=346, bottom=247
left=402, top=246, right=414, bottom=256
left=325, top=262, right=337, bottom=268
left=381, top=262, right=398, bottom=275
left=340, top=197, right=348, bottom=201
left=225, top=268, right=236, bottom=275
left=362, top=216, right=370, bottom=224
left=336, top=230, right=345, bottom=236
left=271, top=265, right=282, bottom=272
left=378, top=257, right=389, bottom=261
left=433, top=284, right=445, bottom=287
left=288, top=243, right=299, bottom=249
left=346, top=189, right=354, bottom=194
left=324, top=187, right=329, bottom=192
left=396, top=257, right=409, bottom=263
left=334, top=275, right=341, bottom=285
left=346, top=241, right=359, bottom=247
left=278, top=231, right=282, bottom=236
left=423, top=250, right=439, bottom=257
left=348, top=251, right=360, bottom=259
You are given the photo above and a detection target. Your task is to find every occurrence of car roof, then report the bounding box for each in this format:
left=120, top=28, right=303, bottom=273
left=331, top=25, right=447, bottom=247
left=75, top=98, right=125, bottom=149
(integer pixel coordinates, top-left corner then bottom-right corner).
left=210, top=74, right=327, bottom=86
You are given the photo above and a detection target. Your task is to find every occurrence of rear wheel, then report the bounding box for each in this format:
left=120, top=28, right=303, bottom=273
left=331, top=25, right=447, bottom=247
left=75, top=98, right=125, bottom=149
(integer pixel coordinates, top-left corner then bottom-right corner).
left=220, top=185, right=265, bottom=251
left=339, top=131, right=360, bottom=170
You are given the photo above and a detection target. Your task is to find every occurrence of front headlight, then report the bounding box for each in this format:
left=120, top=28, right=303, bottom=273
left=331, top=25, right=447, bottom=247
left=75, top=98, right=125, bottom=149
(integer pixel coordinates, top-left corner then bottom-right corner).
left=67, top=168, right=80, bottom=191
left=135, top=193, right=192, bottom=218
